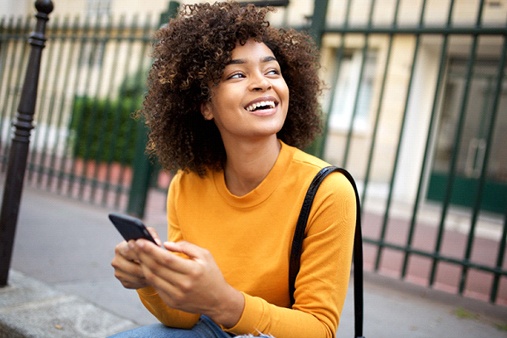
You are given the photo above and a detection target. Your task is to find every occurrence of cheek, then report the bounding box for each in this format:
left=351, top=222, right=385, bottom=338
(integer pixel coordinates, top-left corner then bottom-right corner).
left=280, top=81, right=289, bottom=100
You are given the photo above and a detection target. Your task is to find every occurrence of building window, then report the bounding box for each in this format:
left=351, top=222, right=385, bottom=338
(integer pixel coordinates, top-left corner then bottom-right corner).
left=80, top=0, right=111, bottom=67
left=86, top=0, right=112, bottom=17
left=328, top=49, right=377, bottom=132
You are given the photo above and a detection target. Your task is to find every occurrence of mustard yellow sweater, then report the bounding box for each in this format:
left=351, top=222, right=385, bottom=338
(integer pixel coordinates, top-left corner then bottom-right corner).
left=137, top=141, right=356, bottom=338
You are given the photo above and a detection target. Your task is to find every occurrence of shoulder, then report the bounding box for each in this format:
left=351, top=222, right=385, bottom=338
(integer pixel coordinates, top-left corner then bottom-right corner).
left=285, top=143, right=353, bottom=191
left=168, top=169, right=215, bottom=198
left=280, top=143, right=356, bottom=205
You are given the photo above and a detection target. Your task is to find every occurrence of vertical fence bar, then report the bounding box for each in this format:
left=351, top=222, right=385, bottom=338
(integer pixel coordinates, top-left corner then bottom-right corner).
left=402, top=0, right=456, bottom=279
left=110, top=15, right=147, bottom=208
left=459, top=31, right=507, bottom=295
left=491, top=208, right=507, bottom=302
left=46, top=16, right=71, bottom=189
left=341, top=0, right=375, bottom=168
left=66, top=15, right=93, bottom=197
left=429, top=1, right=485, bottom=288
left=319, top=0, right=351, bottom=160
left=360, top=0, right=399, bottom=208
left=0, top=0, right=54, bottom=287
left=57, top=15, right=82, bottom=192
left=309, top=0, right=329, bottom=49
left=373, top=0, right=402, bottom=270
left=78, top=16, right=111, bottom=200
left=90, top=16, right=117, bottom=201
left=99, top=14, right=129, bottom=206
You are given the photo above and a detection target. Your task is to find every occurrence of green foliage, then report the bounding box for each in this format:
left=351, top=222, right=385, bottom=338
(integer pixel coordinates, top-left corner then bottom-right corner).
left=69, top=95, right=142, bottom=164
left=119, top=67, right=147, bottom=98
left=496, top=323, right=507, bottom=331
left=453, top=307, right=479, bottom=320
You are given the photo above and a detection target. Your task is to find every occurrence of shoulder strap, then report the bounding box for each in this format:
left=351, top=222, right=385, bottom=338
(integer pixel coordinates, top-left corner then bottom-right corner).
left=289, top=166, right=364, bottom=338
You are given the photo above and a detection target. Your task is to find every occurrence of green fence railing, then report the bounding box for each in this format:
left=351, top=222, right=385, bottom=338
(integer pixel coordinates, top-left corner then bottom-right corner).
left=314, top=0, right=507, bottom=305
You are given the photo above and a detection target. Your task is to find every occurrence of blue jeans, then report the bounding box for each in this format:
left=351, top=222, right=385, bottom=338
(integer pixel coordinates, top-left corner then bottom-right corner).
left=108, top=315, right=271, bottom=337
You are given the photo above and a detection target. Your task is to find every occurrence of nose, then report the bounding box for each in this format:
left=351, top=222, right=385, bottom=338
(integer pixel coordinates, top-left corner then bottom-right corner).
left=249, top=72, right=272, bottom=91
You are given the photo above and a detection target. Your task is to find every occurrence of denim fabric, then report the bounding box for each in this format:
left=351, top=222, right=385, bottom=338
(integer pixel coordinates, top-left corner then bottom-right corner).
left=108, top=315, right=273, bottom=337
left=108, top=315, right=233, bottom=338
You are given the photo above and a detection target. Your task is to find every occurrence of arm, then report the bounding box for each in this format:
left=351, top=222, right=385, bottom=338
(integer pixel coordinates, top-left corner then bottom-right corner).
left=134, top=240, right=245, bottom=328
left=226, top=173, right=356, bottom=337
left=135, top=173, right=244, bottom=328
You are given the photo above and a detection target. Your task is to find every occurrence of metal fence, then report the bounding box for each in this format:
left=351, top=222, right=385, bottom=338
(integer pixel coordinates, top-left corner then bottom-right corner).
left=0, top=12, right=168, bottom=214
left=0, top=0, right=506, bottom=306
left=314, top=0, right=507, bottom=306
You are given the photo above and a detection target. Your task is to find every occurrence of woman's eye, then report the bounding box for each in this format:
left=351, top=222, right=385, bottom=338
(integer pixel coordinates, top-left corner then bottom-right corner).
left=267, top=69, right=280, bottom=76
left=228, top=73, right=244, bottom=79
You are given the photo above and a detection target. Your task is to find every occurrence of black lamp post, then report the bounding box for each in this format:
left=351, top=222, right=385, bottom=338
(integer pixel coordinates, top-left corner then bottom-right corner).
left=0, top=0, right=54, bottom=287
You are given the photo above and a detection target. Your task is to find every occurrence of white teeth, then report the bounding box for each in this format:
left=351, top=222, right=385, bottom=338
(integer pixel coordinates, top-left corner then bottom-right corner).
left=245, top=101, right=276, bottom=112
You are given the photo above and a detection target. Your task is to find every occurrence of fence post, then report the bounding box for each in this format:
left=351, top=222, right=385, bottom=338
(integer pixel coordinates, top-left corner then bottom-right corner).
left=0, top=0, right=54, bottom=287
left=126, top=1, right=180, bottom=218
left=305, top=0, right=329, bottom=158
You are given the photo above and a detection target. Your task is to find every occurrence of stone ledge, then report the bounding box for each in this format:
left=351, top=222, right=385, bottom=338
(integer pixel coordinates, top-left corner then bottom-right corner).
left=0, top=271, right=137, bottom=338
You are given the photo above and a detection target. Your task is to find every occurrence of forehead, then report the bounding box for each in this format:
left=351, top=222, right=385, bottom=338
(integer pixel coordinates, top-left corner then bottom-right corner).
left=229, top=40, right=275, bottom=59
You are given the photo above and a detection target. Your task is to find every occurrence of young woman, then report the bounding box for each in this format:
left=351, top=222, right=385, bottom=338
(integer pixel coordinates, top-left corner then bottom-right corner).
left=110, top=2, right=356, bottom=337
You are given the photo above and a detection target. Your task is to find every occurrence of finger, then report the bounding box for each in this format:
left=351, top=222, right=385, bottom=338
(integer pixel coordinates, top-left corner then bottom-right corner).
left=146, top=226, right=162, bottom=246
left=115, top=241, right=140, bottom=262
left=111, top=253, right=147, bottom=289
left=164, top=241, right=207, bottom=262
left=136, top=240, right=194, bottom=276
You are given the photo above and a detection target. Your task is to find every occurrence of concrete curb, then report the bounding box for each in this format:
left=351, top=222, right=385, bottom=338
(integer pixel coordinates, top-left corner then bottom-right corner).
left=0, top=271, right=137, bottom=338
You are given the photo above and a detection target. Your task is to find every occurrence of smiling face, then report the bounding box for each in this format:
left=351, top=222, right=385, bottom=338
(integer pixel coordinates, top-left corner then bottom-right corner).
left=201, top=39, right=289, bottom=146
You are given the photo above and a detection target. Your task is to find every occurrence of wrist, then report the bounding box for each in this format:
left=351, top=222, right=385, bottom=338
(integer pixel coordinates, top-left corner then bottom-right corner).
left=209, top=286, right=244, bottom=328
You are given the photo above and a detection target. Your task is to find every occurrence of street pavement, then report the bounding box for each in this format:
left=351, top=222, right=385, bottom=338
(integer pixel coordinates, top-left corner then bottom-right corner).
left=1, top=185, right=506, bottom=337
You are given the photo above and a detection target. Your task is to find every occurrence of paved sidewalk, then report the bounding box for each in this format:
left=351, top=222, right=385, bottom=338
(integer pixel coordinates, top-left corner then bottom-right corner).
left=1, top=186, right=506, bottom=337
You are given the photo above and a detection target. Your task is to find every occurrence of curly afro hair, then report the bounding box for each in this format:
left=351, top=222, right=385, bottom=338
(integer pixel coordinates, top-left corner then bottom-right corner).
left=140, top=1, right=323, bottom=176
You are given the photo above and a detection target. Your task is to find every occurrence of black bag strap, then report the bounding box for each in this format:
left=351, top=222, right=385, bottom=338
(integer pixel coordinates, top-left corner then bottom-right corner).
left=289, top=166, right=364, bottom=338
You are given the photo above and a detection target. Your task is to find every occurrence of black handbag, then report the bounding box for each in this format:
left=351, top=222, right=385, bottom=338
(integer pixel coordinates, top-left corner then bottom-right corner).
left=289, top=166, right=365, bottom=338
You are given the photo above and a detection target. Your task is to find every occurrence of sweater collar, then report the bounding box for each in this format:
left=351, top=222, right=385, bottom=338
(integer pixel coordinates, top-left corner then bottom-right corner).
left=213, top=141, right=295, bottom=208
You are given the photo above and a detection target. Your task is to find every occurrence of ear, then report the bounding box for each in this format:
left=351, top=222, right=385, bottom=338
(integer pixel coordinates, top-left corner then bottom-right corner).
left=200, top=102, right=214, bottom=120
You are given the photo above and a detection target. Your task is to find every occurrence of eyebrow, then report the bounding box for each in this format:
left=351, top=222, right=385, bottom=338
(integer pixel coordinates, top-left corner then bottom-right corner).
left=226, top=55, right=278, bottom=66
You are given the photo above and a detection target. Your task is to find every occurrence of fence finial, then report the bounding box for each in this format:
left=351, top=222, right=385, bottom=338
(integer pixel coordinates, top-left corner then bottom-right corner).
left=35, top=0, right=54, bottom=14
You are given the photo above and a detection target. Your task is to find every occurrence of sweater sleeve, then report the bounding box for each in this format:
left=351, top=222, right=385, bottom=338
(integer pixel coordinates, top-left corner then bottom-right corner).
left=135, top=173, right=201, bottom=329
left=136, top=287, right=200, bottom=328
left=225, top=172, right=357, bottom=338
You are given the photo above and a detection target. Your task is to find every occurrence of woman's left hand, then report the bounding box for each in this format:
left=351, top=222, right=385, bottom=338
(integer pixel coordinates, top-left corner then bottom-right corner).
left=131, top=240, right=244, bottom=328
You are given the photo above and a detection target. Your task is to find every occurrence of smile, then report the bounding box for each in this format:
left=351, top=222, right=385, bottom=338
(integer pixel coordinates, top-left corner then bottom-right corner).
left=244, top=100, right=277, bottom=112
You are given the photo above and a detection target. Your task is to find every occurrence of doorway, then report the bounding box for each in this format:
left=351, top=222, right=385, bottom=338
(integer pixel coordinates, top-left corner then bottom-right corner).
left=427, top=59, right=507, bottom=215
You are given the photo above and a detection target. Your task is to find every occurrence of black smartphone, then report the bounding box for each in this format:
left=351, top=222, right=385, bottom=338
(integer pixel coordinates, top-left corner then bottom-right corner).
left=108, top=212, right=158, bottom=245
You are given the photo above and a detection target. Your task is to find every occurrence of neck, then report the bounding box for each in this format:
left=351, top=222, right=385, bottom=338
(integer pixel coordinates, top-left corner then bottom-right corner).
left=223, top=137, right=281, bottom=196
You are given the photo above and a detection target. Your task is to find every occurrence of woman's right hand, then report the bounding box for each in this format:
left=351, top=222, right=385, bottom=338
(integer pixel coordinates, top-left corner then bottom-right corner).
left=111, top=227, right=161, bottom=289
